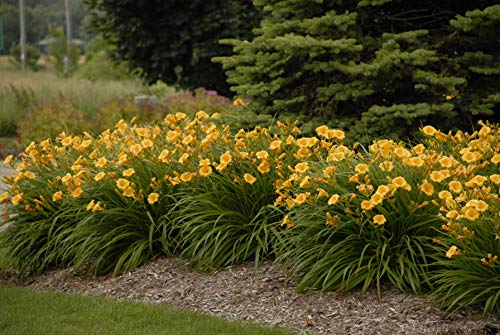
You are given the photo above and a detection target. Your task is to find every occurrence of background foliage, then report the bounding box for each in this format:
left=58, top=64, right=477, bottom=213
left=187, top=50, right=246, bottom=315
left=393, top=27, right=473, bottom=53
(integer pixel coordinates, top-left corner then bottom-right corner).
left=46, top=25, right=81, bottom=76
left=9, top=43, right=42, bottom=71
left=75, top=34, right=135, bottom=81
left=85, top=0, right=262, bottom=96
left=0, top=0, right=89, bottom=55
left=215, top=0, right=500, bottom=143
left=0, top=68, right=141, bottom=147
left=16, top=98, right=88, bottom=146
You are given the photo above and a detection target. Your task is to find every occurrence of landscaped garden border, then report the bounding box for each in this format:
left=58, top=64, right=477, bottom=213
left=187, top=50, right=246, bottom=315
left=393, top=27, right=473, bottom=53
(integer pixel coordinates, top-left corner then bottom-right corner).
left=0, top=114, right=498, bottom=315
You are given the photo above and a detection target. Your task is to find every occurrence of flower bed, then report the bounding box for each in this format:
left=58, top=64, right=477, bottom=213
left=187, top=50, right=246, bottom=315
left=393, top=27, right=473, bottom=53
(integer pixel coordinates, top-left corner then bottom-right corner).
left=1, top=114, right=499, bottom=314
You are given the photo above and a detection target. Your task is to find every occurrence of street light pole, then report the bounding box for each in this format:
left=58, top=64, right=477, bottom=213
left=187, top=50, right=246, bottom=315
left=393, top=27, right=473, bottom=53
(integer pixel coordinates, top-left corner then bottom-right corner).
left=64, top=0, right=73, bottom=74
left=19, top=0, right=27, bottom=71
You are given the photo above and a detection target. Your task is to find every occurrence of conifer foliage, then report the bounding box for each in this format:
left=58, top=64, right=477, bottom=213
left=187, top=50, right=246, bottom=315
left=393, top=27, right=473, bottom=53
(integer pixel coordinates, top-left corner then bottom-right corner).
left=214, top=1, right=500, bottom=142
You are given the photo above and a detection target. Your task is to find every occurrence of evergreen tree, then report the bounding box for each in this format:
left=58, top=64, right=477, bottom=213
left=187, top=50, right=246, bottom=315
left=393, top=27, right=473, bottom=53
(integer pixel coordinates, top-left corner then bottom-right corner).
left=214, top=0, right=500, bottom=142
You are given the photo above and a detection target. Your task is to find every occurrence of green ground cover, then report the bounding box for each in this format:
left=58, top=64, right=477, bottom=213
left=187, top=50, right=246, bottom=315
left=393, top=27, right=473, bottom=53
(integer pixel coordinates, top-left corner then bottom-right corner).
left=0, top=285, right=290, bottom=335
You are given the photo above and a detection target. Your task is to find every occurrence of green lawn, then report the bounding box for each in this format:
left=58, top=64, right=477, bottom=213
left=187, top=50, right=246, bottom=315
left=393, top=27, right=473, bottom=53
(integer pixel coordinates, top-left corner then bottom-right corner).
left=0, top=285, right=291, bottom=335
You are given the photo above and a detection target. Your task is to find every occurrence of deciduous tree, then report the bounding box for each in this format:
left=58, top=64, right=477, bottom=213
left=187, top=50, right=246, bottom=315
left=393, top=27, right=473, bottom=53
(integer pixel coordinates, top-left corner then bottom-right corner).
left=86, top=0, right=261, bottom=96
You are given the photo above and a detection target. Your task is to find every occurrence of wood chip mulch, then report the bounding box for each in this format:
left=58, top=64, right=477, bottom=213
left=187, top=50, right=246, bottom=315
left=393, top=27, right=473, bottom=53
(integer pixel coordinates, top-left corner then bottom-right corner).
left=1, top=257, right=499, bottom=335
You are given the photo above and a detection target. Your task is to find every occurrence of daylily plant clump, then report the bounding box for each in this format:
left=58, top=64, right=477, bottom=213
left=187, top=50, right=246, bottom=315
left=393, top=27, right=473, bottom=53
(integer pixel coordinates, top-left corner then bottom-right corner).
left=0, top=115, right=499, bottom=314
left=274, top=121, right=499, bottom=313
left=0, top=111, right=298, bottom=274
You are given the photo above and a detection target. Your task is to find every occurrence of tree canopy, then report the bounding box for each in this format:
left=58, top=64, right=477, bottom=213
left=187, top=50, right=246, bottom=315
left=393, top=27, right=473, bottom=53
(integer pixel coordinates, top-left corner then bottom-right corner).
left=214, top=0, right=500, bottom=142
left=85, top=0, right=261, bottom=96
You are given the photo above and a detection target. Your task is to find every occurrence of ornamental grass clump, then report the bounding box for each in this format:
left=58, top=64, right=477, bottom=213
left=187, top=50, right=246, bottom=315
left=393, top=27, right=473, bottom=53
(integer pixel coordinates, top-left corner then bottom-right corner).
left=0, top=112, right=292, bottom=275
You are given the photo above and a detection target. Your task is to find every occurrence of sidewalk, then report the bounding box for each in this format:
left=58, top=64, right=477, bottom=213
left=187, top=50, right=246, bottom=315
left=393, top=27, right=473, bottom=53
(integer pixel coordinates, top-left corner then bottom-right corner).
left=0, top=166, right=14, bottom=192
left=0, top=166, right=14, bottom=233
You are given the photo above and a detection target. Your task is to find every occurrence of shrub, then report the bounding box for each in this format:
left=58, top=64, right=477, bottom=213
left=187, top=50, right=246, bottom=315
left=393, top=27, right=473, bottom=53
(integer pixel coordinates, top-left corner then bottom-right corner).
left=162, top=88, right=233, bottom=118
left=425, top=122, right=500, bottom=315
left=86, top=0, right=261, bottom=95
left=9, top=43, right=42, bottom=71
left=215, top=1, right=500, bottom=142
left=0, top=85, right=36, bottom=137
left=16, top=94, right=168, bottom=146
left=91, top=96, right=165, bottom=134
left=274, top=129, right=441, bottom=294
left=273, top=121, right=499, bottom=310
left=75, top=34, right=136, bottom=81
left=172, top=124, right=296, bottom=270
left=16, top=98, right=89, bottom=145
left=46, top=25, right=80, bottom=77
left=144, top=81, right=176, bottom=100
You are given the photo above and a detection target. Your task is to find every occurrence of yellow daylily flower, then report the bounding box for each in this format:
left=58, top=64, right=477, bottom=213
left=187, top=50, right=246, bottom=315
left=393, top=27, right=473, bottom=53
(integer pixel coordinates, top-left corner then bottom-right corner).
left=123, top=168, right=135, bottom=177
left=148, top=193, right=159, bottom=205
left=446, top=245, right=460, bottom=258
left=52, top=191, right=63, bottom=202
left=421, top=125, right=437, bottom=136
left=71, top=187, right=83, bottom=198
left=328, top=194, right=339, bottom=205
left=243, top=173, right=256, bottom=185
left=116, top=178, right=130, bottom=190
left=294, top=162, right=309, bottom=174
left=373, top=214, right=386, bottom=225
left=94, top=171, right=106, bottom=181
